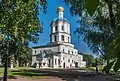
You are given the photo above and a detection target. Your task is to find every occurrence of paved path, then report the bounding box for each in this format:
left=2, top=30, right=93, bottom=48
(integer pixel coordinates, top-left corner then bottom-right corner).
left=8, top=77, right=65, bottom=81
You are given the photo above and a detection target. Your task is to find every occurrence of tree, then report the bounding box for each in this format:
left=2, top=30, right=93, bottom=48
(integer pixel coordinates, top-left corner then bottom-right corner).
left=64, top=0, right=120, bottom=72
left=82, top=54, right=95, bottom=67
left=18, top=46, right=32, bottom=67
left=0, top=0, right=47, bottom=81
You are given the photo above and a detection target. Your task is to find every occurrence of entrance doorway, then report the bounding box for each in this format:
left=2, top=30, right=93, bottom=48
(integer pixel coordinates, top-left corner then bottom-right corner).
left=63, top=63, right=65, bottom=68
left=75, top=62, right=78, bottom=68
left=39, top=62, right=41, bottom=68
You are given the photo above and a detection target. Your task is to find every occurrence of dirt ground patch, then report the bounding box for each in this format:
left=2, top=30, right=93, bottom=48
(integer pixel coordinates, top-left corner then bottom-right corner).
left=8, top=77, right=65, bottom=81
left=7, top=75, right=113, bottom=81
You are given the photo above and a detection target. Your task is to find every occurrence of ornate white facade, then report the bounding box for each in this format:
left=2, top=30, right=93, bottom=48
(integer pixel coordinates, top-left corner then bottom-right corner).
left=32, top=6, right=86, bottom=68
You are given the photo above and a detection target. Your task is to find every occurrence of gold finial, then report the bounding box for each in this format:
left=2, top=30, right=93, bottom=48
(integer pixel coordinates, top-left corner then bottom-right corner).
left=57, top=5, right=64, bottom=12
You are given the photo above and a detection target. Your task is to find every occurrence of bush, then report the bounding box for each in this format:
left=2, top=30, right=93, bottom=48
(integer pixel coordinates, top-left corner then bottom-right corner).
left=0, top=64, right=4, bottom=67
left=87, top=67, right=96, bottom=71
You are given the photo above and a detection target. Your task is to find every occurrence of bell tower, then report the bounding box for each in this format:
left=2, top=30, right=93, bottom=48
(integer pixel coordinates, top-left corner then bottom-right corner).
left=50, top=6, right=71, bottom=45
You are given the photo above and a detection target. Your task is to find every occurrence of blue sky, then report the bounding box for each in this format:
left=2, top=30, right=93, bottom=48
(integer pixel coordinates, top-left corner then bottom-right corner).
left=29, top=0, right=92, bottom=54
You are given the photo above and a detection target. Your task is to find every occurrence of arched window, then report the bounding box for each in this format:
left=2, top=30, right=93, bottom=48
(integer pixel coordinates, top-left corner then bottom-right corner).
left=43, top=63, right=45, bottom=65
left=72, top=51, right=73, bottom=54
left=68, top=50, right=70, bottom=54
left=72, top=60, right=73, bottom=63
left=54, top=35, right=57, bottom=42
left=60, top=13, right=62, bottom=18
left=61, top=35, right=64, bottom=41
left=62, top=25, right=64, bottom=31
left=75, top=51, right=76, bottom=54
left=58, top=59, right=60, bottom=65
left=63, top=49, right=65, bottom=53
left=35, top=50, right=36, bottom=54
left=68, top=37, right=69, bottom=43
left=68, top=59, right=70, bottom=63
left=55, top=26, right=57, bottom=31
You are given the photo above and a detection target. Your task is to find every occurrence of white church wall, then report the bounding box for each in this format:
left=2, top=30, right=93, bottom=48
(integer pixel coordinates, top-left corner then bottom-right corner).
left=32, top=46, right=59, bottom=67
left=41, top=58, right=49, bottom=68
left=68, top=24, right=70, bottom=34
left=32, top=56, right=37, bottom=66
left=58, top=21, right=62, bottom=32
left=59, top=44, right=78, bottom=56
left=63, top=22, right=68, bottom=33
left=33, top=46, right=59, bottom=55
left=52, top=24, right=56, bottom=33
left=53, top=55, right=59, bottom=68
left=60, top=53, right=67, bottom=68
left=58, top=33, right=69, bottom=42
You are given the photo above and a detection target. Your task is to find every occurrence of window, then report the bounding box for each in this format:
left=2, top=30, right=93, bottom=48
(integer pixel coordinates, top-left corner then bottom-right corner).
left=35, top=50, right=36, bottom=54
left=54, top=35, right=57, bottom=42
left=68, top=50, right=70, bottom=54
left=68, top=59, right=70, bottom=63
left=62, top=25, right=64, bottom=31
left=39, top=51, right=41, bottom=53
left=43, top=63, right=45, bottom=65
left=63, top=49, right=64, bottom=53
left=58, top=59, right=60, bottom=65
left=60, top=13, right=62, bottom=18
left=55, top=26, right=57, bottom=31
left=72, top=51, right=73, bottom=54
left=55, top=59, right=57, bottom=65
left=61, top=35, right=64, bottom=41
left=68, top=37, right=69, bottom=43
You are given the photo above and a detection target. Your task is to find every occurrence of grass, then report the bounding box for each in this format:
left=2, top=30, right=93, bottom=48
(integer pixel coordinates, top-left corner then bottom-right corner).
left=15, top=67, right=33, bottom=70
left=0, top=68, right=13, bottom=76
left=80, top=65, right=104, bottom=71
left=0, top=67, right=48, bottom=79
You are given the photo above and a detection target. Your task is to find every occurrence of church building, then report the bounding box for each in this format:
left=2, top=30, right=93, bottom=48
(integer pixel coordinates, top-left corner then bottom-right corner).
left=32, top=6, right=86, bottom=68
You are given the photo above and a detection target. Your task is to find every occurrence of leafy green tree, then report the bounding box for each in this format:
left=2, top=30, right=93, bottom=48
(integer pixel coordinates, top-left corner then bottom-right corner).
left=18, top=46, right=32, bottom=67
left=82, top=54, right=95, bottom=67
left=64, top=0, right=120, bottom=73
left=0, top=0, right=47, bottom=81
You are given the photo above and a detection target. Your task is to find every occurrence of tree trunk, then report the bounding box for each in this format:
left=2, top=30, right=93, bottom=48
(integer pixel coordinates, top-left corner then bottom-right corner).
left=3, top=41, right=9, bottom=81
left=95, top=60, right=98, bottom=73
left=96, top=66, right=98, bottom=73
left=3, top=56, right=8, bottom=81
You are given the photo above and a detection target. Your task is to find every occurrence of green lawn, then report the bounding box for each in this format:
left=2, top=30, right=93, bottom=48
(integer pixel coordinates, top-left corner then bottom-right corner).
left=80, top=65, right=104, bottom=71
left=0, top=67, right=48, bottom=79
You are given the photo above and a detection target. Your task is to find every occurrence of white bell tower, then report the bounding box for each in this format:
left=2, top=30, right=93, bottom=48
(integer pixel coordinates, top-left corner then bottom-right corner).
left=50, top=6, right=71, bottom=45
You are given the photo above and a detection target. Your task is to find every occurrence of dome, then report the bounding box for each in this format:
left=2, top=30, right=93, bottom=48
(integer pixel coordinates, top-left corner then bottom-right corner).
left=57, top=6, right=64, bottom=12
